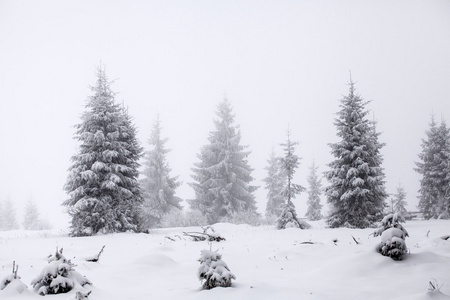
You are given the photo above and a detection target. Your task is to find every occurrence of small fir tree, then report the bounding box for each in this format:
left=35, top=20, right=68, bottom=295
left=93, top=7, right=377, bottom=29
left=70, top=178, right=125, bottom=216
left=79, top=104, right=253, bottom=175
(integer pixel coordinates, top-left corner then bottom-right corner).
left=198, top=250, right=235, bottom=290
left=264, top=150, right=286, bottom=221
left=392, top=184, right=408, bottom=219
left=305, top=162, right=323, bottom=221
left=31, top=248, right=91, bottom=295
left=189, top=98, right=258, bottom=224
left=415, top=117, right=450, bottom=219
left=63, top=66, right=143, bottom=236
left=326, top=80, right=387, bottom=228
left=276, top=130, right=308, bottom=230
left=373, top=213, right=409, bottom=260
left=140, top=115, right=182, bottom=228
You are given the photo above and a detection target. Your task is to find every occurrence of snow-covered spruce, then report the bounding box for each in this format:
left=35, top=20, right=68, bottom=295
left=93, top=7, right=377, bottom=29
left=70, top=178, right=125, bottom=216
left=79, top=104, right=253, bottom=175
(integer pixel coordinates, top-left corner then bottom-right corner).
left=189, top=98, right=258, bottom=224
left=305, top=161, right=323, bottom=221
left=276, top=130, right=309, bottom=230
left=326, top=80, right=387, bottom=228
left=140, top=114, right=182, bottom=229
left=415, top=116, right=450, bottom=219
left=373, top=213, right=409, bottom=260
left=198, top=250, right=235, bottom=290
left=63, top=66, right=143, bottom=236
left=264, top=150, right=286, bottom=222
left=31, top=248, right=91, bottom=296
left=0, top=261, right=27, bottom=293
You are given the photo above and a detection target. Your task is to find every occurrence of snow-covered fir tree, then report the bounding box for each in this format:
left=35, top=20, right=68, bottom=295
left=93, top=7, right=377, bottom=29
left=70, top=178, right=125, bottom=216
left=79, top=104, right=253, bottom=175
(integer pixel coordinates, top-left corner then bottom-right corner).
left=305, top=161, right=323, bottom=221
left=392, top=184, right=408, bottom=219
left=198, top=250, right=235, bottom=290
left=22, top=199, right=40, bottom=230
left=264, top=150, right=286, bottom=221
left=140, top=114, right=182, bottom=228
left=415, top=117, right=450, bottom=219
left=374, top=213, right=409, bottom=260
left=31, top=248, right=91, bottom=295
left=189, top=98, right=258, bottom=224
left=443, top=121, right=450, bottom=219
left=0, top=199, right=19, bottom=230
left=63, top=67, right=143, bottom=236
left=326, top=80, right=387, bottom=228
left=276, top=130, right=308, bottom=230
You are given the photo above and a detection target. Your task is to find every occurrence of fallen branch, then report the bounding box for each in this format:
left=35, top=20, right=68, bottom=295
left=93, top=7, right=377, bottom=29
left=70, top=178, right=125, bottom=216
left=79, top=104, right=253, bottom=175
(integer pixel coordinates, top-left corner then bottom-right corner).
left=183, top=232, right=225, bottom=242
left=300, top=242, right=314, bottom=245
left=351, top=235, right=360, bottom=245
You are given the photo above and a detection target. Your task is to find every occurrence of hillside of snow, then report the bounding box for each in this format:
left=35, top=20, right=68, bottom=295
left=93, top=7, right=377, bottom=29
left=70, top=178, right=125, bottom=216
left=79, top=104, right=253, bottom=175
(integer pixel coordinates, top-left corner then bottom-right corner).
left=1, top=219, right=449, bottom=299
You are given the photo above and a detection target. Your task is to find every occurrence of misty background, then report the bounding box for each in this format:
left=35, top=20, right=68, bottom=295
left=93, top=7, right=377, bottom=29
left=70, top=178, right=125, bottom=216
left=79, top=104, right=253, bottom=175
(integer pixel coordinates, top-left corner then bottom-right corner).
left=0, top=0, right=449, bottom=229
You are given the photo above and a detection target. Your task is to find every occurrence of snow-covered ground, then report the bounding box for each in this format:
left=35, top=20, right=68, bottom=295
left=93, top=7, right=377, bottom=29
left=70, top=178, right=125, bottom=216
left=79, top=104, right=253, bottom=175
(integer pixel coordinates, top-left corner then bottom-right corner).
left=1, top=219, right=449, bottom=299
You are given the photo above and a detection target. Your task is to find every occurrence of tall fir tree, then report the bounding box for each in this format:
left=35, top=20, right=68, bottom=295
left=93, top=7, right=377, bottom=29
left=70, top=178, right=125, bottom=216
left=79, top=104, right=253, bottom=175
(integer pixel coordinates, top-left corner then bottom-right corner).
left=326, top=80, right=387, bottom=228
left=443, top=120, right=450, bottom=218
left=189, top=98, right=258, bottom=224
left=22, top=198, right=41, bottom=230
left=305, top=161, right=323, bottom=221
left=276, top=130, right=307, bottom=229
left=140, top=114, right=182, bottom=228
left=392, top=184, right=408, bottom=218
left=0, top=198, right=19, bottom=230
left=63, top=67, right=143, bottom=236
left=263, top=150, right=286, bottom=220
left=415, top=117, right=450, bottom=219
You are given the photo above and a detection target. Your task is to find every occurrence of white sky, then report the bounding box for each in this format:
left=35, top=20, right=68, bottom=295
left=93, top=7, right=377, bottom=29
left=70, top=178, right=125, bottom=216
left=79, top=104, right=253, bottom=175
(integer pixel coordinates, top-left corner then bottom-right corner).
left=1, top=0, right=449, bottom=228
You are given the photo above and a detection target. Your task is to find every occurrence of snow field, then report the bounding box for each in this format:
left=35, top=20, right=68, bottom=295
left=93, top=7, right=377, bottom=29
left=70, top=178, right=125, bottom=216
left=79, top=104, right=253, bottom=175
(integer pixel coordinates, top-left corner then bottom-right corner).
left=0, top=220, right=449, bottom=299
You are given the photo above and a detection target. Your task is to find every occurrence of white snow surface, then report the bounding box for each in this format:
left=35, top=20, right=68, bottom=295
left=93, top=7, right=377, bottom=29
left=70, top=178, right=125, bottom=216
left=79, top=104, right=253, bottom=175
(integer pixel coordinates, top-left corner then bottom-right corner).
left=0, top=219, right=449, bottom=299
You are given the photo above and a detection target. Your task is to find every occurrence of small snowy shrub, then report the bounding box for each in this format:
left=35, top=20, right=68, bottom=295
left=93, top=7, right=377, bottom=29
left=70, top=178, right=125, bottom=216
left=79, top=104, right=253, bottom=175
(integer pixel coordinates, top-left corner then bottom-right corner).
left=0, top=261, right=27, bottom=293
left=31, top=248, right=91, bottom=295
left=198, top=250, right=235, bottom=290
left=374, top=213, right=409, bottom=260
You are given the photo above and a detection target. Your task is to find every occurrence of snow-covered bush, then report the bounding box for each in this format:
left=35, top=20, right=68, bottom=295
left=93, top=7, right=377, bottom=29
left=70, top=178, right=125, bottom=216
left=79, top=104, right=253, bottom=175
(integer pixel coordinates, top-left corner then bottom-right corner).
left=374, top=213, right=409, bottom=260
left=198, top=250, right=235, bottom=290
left=31, top=248, right=91, bottom=295
left=0, top=261, right=27, bottom=293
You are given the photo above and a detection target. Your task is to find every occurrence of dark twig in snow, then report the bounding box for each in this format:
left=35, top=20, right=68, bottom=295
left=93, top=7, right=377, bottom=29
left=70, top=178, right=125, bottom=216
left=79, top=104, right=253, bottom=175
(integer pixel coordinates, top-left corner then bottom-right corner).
left=351, top=235, right=360, bottom=245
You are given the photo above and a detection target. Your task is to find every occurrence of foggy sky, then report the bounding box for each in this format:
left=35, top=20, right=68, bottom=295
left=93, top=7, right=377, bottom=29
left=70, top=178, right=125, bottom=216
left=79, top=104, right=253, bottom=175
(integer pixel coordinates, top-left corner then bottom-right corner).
left=1, top=0, right=449, bottom=228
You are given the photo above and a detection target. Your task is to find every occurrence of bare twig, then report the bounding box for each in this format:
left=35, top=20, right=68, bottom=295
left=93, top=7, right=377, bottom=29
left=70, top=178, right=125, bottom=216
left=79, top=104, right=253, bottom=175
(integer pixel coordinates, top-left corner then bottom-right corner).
left=351, top=235, right=360, bottom=245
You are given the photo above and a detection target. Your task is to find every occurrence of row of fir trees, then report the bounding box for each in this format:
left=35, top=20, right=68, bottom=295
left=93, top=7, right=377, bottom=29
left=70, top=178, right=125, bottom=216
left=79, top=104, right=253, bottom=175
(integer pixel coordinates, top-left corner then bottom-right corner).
left=63, top=67, right=262, bottom=236
left=63, top=67, right=440, bottom=237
